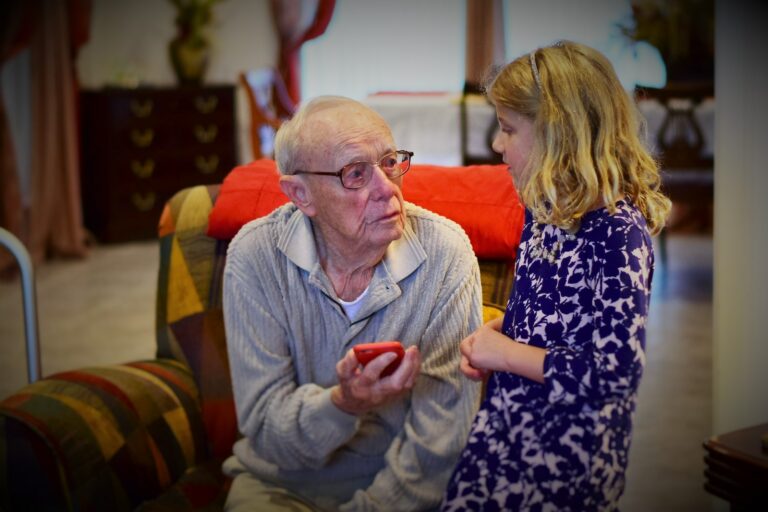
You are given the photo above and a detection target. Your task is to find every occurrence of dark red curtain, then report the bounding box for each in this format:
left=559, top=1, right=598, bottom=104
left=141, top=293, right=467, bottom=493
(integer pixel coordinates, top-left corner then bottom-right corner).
left=270, top=0, right=336, bottom=105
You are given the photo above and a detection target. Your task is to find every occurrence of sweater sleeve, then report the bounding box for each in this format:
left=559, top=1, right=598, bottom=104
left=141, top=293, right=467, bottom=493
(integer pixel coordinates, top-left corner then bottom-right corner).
left=223, top=238, right=360, bottom=470
left=341, top=249, right=484, bottom=511
left=542, top=223, right=652, bottom=406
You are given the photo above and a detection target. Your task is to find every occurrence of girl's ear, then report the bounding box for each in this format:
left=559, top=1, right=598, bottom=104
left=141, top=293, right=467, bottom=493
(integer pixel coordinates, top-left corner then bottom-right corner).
left=279, top=175, right=316, bottom=217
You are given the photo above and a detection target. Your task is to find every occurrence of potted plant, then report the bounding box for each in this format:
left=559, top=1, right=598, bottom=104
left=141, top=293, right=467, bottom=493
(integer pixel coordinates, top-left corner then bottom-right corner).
left=168, top=0, right=223, bottom=86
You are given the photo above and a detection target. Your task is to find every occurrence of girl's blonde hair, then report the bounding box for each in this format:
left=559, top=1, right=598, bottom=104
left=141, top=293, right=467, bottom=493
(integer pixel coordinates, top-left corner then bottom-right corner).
left=488, top=40, right=670, bottom=235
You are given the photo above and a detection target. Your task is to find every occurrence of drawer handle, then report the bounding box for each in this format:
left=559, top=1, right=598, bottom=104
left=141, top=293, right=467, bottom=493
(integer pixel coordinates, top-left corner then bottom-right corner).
left=194, top=124, right=218, bottom=143
left=130, top=99, right=153, bottom=118
left=130, top=128, right=154, bottom=147
left=131, top=192, right=156, bottom=212
left=194, top=95, right=219, bottom=114
left=131, top=159, right=155, bottom=178
left=195, top=154, right=219, bottom=174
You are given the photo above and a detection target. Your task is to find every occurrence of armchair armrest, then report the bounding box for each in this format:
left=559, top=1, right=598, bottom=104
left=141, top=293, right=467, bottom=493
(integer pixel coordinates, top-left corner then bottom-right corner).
left=0, top=359, right=208, bottom=512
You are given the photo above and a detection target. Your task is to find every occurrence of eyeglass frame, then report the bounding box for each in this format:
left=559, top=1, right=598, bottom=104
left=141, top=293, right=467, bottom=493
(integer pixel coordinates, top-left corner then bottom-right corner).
left=292, top=150, right=414, bottom=190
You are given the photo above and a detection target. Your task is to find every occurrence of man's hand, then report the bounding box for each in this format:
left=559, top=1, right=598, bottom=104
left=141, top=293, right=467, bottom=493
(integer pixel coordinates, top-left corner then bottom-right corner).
left=331, top=346, right=421, bottom=416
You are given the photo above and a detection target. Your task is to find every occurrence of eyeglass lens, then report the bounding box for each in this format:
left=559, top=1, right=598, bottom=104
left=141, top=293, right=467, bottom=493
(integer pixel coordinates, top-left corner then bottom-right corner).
left=340, top=151, right=410, bottom=189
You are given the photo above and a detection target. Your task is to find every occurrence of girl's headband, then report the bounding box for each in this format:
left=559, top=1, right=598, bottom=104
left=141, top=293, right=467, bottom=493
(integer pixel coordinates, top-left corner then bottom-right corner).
left=529, top=51, right=542, bottom=90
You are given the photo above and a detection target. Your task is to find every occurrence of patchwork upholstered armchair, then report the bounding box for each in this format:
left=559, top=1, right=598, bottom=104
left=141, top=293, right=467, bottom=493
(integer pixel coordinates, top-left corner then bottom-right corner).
left=0, top=161, right=523, bottom=511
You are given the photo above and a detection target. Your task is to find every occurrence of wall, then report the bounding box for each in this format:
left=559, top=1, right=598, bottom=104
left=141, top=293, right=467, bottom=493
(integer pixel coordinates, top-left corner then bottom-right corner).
left=76, top=0, right=277, bottom=162
left=71, top=0, right=665, bottom=163
left=713, top=0, right=768, bottom=434
left=300, top=0, right=465, bottom=100
left=77, top=0, right=276, bottom=87
left=301, top=0, right=664, bottom=102
left=503, top=0, right=665, bottom=90
left=1, top=51, right=32, bottom=206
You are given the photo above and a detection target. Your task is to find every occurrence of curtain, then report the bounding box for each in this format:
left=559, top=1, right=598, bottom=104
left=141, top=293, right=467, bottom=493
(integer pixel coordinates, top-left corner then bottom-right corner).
left=0, top=0, right=91, bottom=270
left=465, top=0, right=505, bottom=85
left=270, top=0, right=336, bottom=105
left=0, top=1, right=36, bottom=275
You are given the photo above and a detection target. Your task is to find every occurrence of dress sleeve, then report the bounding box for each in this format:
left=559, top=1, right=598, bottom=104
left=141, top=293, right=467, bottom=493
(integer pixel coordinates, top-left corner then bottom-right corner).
left=341, top=250, right=484, bottom=511
left=224, top=243, right=360, bottom=470
left=542, top=223, right=652, bottom=405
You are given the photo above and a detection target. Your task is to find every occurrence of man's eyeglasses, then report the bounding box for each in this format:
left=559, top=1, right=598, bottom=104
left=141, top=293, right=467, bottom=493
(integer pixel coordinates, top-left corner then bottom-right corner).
left=293, top=150, right=414, bottom=190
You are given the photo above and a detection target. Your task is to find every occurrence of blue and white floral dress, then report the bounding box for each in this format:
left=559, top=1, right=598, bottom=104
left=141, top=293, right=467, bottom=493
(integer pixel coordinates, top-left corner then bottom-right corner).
left=442, top=200, right=654, bottom=511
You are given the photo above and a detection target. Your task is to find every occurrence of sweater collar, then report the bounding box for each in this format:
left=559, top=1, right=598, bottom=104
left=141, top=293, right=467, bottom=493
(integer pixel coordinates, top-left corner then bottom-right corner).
left=278, top=207, right=426, bottom=284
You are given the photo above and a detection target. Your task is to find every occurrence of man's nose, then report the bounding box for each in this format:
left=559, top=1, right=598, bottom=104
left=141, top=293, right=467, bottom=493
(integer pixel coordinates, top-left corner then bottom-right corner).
left=369, top=165, right=399, bottom=196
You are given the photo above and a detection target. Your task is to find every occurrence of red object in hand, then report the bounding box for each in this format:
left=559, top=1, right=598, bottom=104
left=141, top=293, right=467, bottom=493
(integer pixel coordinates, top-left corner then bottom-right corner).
left=353, top=341, right=405, bottom=377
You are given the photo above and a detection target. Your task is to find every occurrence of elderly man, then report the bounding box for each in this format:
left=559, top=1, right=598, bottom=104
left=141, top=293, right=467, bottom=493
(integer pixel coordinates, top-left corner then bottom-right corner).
left=222, top=96, right=482, bottom=511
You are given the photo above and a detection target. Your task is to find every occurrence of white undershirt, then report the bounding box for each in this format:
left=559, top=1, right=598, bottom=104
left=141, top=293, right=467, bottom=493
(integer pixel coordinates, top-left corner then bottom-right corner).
left=338, top=285, right=370, bottom=320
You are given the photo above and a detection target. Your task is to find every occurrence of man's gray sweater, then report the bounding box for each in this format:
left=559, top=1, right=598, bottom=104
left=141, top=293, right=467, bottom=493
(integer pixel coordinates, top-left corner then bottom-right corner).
left=223, top=202, right=483, bottom=511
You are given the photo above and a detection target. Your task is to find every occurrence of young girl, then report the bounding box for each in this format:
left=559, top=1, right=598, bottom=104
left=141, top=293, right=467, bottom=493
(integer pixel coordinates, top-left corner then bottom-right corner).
left=442, top=41, right=671, bottom=511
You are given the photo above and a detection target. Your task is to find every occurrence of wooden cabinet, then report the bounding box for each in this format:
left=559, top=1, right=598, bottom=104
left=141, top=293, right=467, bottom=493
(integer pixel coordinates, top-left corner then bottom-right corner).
left=80, top=86, right=237, bottom=243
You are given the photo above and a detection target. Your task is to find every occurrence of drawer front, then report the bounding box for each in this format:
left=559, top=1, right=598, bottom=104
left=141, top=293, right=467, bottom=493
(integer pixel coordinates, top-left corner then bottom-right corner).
left=115, top=150, right=233, bottom=188
left=111, top=119, right=236, bottom=153
left=176, top=88, right=235, bottom=117
left=107, top=123, right=234, bottom=154
left=91, top=87, right=235, bottom=124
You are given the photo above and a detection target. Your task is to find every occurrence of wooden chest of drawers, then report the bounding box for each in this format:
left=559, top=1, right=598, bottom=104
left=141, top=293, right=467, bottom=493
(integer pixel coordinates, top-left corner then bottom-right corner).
left=80, top=85, right=237, bottom=243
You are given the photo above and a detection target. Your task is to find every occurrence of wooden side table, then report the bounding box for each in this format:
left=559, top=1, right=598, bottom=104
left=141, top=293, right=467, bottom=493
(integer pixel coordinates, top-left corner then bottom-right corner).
left=703, top=423, right=768, bottom=510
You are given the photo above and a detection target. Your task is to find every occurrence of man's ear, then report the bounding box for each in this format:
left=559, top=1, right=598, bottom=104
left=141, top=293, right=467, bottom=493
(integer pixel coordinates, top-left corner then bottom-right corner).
left=279, top=175, right=316, bottom=216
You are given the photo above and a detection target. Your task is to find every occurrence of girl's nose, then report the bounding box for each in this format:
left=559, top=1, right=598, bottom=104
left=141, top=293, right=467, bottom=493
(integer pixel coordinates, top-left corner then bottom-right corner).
left=491, top=132, right=504, bottom=155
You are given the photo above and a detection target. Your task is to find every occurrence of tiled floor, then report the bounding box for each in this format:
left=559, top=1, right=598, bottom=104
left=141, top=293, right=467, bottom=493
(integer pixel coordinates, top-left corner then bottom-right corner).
left=0, top=240, right=158, bottom=398
left=0, top=234, right=717, bottom=510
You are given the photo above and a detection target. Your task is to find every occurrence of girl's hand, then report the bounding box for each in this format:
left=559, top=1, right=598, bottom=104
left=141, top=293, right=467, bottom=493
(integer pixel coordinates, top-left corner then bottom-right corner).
left=459, top=317, right=507, bottom=380
left=459, top=317, right=546, bottom=383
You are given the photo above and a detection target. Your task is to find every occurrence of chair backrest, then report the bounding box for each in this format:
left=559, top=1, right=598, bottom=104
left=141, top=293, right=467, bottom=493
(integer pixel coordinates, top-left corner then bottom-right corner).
left=238, top=68, right=296, bottom=161
left=155, top=184, right=237, bottom=461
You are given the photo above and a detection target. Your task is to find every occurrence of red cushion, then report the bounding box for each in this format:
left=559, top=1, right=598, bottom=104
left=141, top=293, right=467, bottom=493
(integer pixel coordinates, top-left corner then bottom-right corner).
left=403, top=164, right=524, bottom=260
left=206, top=160, right=524, bottom=261
left=205, top=160, right=288, bottom=241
